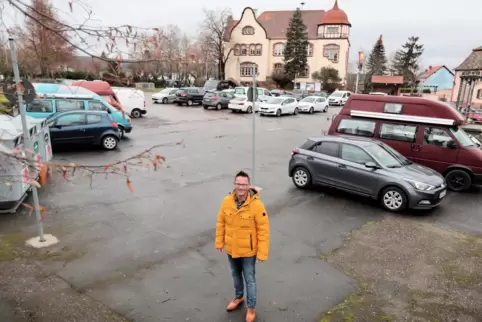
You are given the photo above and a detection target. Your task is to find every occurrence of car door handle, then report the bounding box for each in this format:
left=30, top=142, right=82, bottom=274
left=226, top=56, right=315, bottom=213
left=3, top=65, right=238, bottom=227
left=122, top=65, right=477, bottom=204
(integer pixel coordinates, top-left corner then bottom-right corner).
left=307, top=156, right=314, bottom=160
left=338, top=164, right=346, bottom=169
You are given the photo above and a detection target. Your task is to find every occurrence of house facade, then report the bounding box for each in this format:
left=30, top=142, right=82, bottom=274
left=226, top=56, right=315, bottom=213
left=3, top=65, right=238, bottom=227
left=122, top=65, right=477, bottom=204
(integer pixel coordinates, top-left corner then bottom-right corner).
left=451, top=46, right=482, bottom=108
left=417, top=65, right=454, bottom=91
left=223, top=0, right=351, bottom=90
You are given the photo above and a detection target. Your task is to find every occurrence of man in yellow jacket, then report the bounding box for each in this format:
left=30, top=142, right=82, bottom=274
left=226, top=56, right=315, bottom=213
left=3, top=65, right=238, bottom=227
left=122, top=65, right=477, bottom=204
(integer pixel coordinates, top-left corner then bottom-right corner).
left=215, top=170, right=270, bottom=322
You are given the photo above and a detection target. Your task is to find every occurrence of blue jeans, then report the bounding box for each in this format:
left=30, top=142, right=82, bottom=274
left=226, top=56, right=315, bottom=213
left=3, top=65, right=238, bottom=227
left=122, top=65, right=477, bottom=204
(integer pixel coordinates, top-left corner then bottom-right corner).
left=227, top=255, right=257, bottom=308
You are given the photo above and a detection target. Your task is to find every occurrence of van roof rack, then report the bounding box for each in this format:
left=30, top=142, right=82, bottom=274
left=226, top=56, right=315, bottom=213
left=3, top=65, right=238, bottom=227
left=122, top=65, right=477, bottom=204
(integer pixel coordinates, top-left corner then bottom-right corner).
left=37, top=93, right=94, bottom=99
left=350, top=110, right=456, bottom=126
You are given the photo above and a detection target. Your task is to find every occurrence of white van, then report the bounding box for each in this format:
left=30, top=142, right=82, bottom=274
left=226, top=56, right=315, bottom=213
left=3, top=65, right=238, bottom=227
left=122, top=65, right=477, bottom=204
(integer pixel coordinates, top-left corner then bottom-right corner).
left=234, top=87, right=273, bottom=102
left=328, top=90, right=352, bottom=106
left=112, top=87, right=147, bottom=118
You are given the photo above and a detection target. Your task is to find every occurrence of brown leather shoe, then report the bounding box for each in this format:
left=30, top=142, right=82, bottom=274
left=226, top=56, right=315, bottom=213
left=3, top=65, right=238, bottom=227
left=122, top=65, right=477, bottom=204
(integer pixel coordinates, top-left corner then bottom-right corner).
left=246, top=308, right=256, bottom=322
left=226, top=298, right=244, bottom=312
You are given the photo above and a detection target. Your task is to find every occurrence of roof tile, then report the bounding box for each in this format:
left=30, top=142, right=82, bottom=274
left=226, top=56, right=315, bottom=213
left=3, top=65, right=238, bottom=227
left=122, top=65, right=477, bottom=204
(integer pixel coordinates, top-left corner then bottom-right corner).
left=455, top=46, right=482, bottom=71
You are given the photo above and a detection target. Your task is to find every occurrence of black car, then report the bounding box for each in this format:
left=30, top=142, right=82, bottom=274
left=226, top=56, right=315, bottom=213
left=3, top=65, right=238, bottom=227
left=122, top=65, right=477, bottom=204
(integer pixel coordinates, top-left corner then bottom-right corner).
left=175, top=87, right=205, bottom=106
left=47, top=110, right=121, bottom=150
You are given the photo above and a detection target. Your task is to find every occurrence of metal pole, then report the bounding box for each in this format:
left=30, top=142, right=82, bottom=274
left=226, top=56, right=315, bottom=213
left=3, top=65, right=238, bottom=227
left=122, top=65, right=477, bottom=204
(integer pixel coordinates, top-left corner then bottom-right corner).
left=455, top=78, right=465, bottom=110
left=354, top=69, right=360, bottom=94
left=460, top=80, right=468, bottom=111
left=251, top=70, right=256, bottom=184
left=9, top=38, right=45, bottom=242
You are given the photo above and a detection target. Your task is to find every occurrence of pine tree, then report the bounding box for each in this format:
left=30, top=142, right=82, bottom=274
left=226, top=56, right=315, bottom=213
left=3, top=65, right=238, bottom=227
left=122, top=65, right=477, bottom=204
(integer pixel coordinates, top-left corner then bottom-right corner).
left=393, top=36, right=424, bottom=86
left=283, top=8, right=309, bottom=80
left=364, top=35, right=388, bottom=91
left=22, top=0, right=73, bottom=76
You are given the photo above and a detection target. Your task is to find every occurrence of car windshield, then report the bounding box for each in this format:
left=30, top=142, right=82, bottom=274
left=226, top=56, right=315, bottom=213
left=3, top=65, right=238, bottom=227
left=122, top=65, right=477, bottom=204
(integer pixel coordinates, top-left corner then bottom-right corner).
left=160, top=88, right=172, bottom=93
left=330, top=92, right=343, bottom=97
left=365, top=143, right=409, bottom=168
left=301, top=97, right=316, bottom=103
left=234, top=88, right=246, bottom=95
left=267, top=98, right=285, bottom=104
left=177, top=89, right=187, bottom=94
left=450, top=127, right=477, bottom=147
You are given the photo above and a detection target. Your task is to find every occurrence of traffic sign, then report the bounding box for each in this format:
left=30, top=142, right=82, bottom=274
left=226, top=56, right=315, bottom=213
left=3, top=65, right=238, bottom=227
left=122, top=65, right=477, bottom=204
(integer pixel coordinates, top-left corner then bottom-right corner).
left=33, top=141, right=39, bottom=153
left=3, top=78, right=36, bottom=105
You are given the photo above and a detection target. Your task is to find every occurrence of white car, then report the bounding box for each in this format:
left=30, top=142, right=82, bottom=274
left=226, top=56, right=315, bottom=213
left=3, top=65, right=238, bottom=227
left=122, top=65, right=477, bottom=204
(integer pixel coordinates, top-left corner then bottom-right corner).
left=328, top=90, right=352, bottom=106
left=297, top=96, right=328, bottom=114
left=259, top=97, right=299, bottom=116
left=152, top=88, right=178, bottom=104
left=112, top=87, right=147, bottom=118
left=228, top=96, right=260, bottom=113
left=233, top=86, right=272, bottom=102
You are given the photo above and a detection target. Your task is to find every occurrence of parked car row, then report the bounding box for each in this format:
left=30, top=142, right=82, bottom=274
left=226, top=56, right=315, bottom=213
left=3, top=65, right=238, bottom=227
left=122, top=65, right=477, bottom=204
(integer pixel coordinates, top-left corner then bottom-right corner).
left=289, top=93, right=482, bottom=214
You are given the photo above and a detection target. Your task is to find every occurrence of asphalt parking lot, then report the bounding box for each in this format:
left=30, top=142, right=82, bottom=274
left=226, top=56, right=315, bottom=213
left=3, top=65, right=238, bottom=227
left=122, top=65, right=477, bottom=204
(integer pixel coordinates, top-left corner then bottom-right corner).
left=1, top=92, right=482, bottom=321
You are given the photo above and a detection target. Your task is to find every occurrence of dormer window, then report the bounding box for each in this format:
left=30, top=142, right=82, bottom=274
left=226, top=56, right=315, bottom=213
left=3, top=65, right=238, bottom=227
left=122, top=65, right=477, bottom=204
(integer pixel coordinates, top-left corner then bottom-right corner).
left=242, top=26, right=255, bottom=35
left=326, top=26, right=340, bottom=34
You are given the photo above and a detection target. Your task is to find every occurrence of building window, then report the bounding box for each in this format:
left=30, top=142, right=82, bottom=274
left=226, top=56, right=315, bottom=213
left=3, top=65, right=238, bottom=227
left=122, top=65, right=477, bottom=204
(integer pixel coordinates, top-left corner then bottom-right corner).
left=240, top=62, right=258, bottom=77
left=379, top=123, right=417, bottom=143
left=273, top=63, right=283, bottom=74
left=255, top=44, right=262, bottom=56
left=307, top=43, right=314, bottom=56
left=242, top=26, right=255, bottom=35
left=323, top=44, right=339, bottom=62
left=249, top=44, right=256, bottom=55
left=273, top=43, right=284, bottom=56
left=299, top=65, right=309, bottom=78
left=326, top=26, right=340, bottom=34
left=477, top=89, right=482, bottom=99
left=241, top=44, right=247, bottom=56
left=234, top=44, right=241, bottom=56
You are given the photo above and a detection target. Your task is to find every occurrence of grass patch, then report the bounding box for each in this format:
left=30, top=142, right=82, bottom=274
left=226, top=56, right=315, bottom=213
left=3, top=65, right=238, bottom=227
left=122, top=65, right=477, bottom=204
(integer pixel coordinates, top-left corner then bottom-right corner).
left=318, top=218, right=482, bottom=321
left=142, top=88, right=163, bottom=92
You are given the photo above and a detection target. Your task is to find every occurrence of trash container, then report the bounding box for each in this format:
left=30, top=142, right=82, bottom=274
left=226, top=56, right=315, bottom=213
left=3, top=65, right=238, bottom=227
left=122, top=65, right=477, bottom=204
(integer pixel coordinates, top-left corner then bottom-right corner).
left=10, top=115, right=50, bottom=163
left=0, top=122, right=30, bottom=213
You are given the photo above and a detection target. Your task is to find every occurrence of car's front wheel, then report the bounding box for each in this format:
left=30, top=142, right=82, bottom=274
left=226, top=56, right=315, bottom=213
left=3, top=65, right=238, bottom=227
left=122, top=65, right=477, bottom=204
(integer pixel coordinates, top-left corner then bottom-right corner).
left=162, top=98, right=168, bottom=104
left=247, top=106, right=253, bottom=113
left=292, top=167, right=311, bottom=189
left=276, top=109, right=281, bottom=117
left=380, top=187, right=407, bottom=212
left=102, top=135, right=118, bottom=150
left=309, top=107, right=314, bottom=114
left=293, top=107, right=299, bottom=115
left=445, top=169, right=472, bottom=191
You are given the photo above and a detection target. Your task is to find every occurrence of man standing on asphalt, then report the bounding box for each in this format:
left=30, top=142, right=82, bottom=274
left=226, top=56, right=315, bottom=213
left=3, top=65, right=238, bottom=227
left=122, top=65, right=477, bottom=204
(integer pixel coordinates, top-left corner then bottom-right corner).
left=215, top=170, right=270, bottom=322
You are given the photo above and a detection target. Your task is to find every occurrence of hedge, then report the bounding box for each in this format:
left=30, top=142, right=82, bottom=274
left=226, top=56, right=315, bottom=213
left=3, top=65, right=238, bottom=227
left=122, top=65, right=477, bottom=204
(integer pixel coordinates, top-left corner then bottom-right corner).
left=400, top=88, right=431, bottom=94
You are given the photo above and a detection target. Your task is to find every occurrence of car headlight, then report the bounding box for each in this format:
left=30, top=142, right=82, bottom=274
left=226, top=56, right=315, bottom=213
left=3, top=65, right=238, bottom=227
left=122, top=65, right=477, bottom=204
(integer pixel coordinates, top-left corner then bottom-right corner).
left=404, top=178, right=435, bottom=191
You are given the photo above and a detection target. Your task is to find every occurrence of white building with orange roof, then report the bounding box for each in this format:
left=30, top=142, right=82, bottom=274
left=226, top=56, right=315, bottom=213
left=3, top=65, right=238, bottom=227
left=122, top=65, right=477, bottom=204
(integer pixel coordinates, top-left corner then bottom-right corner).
left=223, top=0, right=351, bottom=90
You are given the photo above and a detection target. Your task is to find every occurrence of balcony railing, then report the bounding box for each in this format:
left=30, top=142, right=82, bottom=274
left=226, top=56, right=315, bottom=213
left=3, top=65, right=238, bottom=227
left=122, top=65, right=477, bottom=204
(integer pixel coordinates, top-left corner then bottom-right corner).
left=318, top=33, right=349, bottom=39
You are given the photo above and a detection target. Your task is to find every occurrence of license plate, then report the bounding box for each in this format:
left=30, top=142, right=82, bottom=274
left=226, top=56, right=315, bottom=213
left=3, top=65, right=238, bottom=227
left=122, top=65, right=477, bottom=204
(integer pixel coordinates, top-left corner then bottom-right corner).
left=439, top=190, right=446, bottom=198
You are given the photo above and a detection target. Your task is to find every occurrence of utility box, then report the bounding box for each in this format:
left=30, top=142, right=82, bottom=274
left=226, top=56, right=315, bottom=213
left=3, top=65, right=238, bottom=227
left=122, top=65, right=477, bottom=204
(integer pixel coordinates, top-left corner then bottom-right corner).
left=0, top=121, right=30, bottom=213
left=11, top=115, right=52, bottom=162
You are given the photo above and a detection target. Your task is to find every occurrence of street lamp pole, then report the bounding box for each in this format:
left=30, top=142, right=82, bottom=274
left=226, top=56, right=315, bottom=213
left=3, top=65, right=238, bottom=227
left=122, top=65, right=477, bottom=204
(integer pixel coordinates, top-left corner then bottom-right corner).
left=355, top=49, right=364, bottom=93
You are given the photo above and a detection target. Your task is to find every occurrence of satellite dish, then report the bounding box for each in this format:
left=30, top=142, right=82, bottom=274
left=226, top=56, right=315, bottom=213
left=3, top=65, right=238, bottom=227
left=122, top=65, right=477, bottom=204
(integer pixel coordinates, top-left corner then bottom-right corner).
left=3, top=78, right=37, bottom=105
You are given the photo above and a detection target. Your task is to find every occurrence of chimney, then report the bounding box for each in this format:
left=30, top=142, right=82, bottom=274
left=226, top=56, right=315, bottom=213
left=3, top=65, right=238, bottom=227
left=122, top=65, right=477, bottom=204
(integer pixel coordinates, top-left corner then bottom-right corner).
left=428, top=65, right=432, bottom=70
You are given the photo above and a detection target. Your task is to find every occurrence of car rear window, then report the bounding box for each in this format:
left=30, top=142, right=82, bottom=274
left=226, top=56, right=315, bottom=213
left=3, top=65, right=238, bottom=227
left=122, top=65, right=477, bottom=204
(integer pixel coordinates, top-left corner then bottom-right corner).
left=235, top=88, right=246, bottom=95
left=177, top=89, right=187, bottom=94
left=300, top=139, right=316, bottom=150
left=204, top=92, right=216, bottom=97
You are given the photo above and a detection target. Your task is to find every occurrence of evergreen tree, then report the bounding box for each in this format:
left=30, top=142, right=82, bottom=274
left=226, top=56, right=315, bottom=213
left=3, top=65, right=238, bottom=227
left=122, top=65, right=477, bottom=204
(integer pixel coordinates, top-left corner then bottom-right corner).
left=364, top=35, right=388, bottom=91
left=283, top=8, right=309, bottom=80
left=393, top=36, right=424, bottom=86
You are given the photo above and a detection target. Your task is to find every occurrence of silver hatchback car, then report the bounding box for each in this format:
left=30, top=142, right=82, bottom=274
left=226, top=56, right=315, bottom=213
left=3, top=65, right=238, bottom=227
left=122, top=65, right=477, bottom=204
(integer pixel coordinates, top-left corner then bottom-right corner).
left=289, top=135, right=447, bottom=212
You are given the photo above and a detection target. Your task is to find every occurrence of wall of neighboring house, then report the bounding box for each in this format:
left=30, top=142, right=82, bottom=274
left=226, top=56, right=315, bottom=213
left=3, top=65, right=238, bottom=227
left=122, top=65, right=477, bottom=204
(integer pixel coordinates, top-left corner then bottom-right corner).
left=424, top=67, right=454, bottom=91
left=451, top=71, right=482, bottom=108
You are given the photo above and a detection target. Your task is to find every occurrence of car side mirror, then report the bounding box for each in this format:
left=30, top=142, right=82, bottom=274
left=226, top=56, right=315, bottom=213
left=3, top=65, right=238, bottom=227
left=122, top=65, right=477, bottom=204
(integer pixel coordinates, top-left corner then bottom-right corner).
left=447, top=140, right=457, bottom=149
left=365, top=161, right=378, bottom=169
left=106, top=108, right=111, bottom=114
left=54, top=124, right=62, bottom=129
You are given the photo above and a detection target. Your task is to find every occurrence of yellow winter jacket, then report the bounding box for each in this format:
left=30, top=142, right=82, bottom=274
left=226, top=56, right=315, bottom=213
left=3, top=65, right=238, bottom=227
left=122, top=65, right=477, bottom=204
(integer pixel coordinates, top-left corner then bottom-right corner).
left=215, top=188, right=270, bottom=260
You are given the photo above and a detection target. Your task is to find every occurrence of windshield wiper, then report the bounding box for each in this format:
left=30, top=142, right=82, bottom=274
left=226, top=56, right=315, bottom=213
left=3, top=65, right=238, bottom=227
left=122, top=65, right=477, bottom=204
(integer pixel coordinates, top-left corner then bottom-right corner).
left=402, top=160, right=412, bottom=165
left=386, top=165, right=402, bottom=168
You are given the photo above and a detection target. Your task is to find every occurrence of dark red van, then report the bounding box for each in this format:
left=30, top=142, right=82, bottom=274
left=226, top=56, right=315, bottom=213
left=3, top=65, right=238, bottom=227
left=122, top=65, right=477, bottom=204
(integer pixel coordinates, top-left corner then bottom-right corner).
left=328, top=94, right=482, bottom=191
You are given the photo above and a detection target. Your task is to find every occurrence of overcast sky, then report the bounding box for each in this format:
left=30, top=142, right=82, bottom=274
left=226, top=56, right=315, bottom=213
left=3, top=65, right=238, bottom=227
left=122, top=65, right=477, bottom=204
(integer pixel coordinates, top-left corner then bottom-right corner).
left=4, top=0, right=481, bottom=71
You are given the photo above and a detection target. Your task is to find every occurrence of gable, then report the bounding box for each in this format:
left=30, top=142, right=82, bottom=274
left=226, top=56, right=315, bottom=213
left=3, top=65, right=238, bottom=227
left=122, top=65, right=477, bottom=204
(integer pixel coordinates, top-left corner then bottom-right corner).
left=257, top=10, right=325, bottom=39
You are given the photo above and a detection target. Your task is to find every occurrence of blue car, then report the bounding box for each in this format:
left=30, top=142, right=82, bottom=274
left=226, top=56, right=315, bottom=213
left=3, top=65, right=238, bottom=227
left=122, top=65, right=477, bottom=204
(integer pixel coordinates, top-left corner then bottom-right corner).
left=47, top=110, right=121, bottom=150
left=26, top=83, right=133, bottom=138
